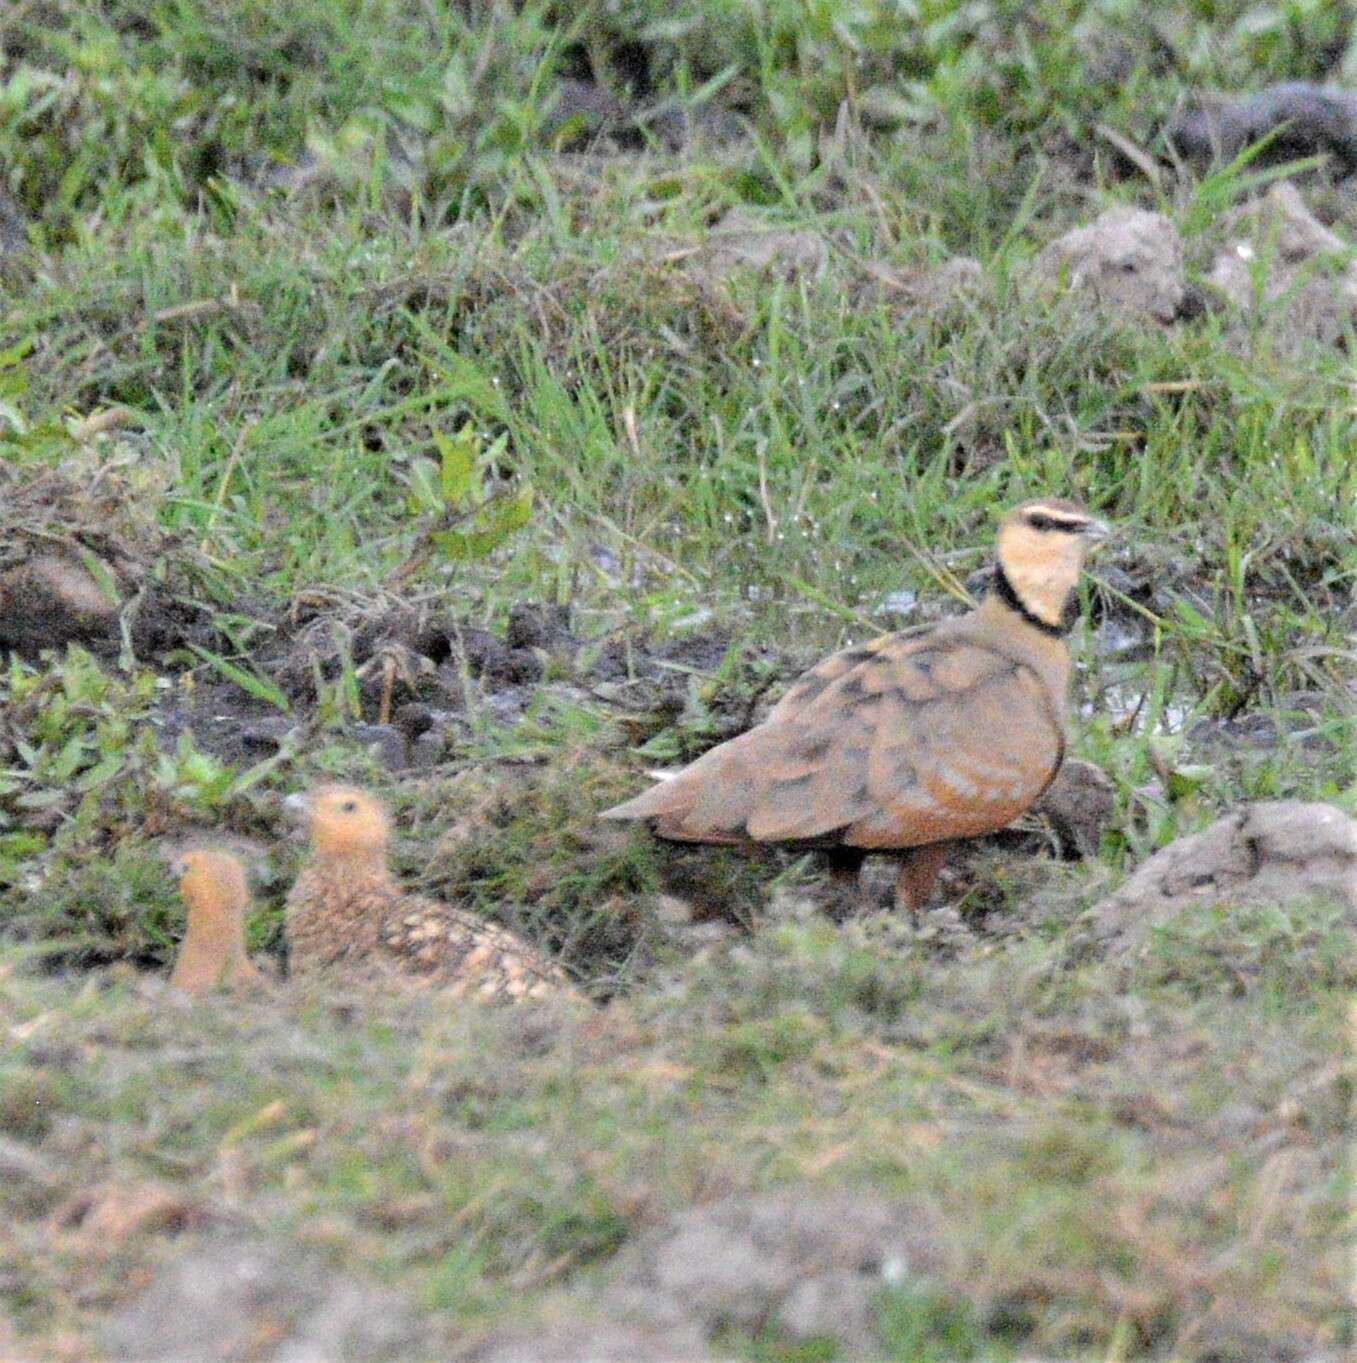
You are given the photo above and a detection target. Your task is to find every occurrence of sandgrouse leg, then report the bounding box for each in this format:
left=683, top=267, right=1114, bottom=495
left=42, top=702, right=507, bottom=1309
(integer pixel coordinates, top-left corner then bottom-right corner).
left=893, top=843, right=950, bottom=921
left=824, top=846, right=869, bottom=910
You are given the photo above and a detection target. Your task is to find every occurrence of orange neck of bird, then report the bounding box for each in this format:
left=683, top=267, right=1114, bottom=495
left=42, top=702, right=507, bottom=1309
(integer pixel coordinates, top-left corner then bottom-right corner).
left=172, top=887, right=251, bottom=989
left=310, top=840, right=391, bottom=875
left=992, top=537, right=1082, bottom=633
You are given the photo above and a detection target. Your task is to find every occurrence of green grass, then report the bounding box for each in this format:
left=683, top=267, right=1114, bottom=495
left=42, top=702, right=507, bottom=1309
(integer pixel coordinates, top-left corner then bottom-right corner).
left=1, top=2, right=1354, bottom=1359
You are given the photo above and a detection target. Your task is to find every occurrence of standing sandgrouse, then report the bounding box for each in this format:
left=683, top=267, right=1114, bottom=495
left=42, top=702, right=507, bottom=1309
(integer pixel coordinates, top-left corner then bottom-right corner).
left=602, top=499, right=1108, bottom=913
left=284, top=785, right=582, bottom=1003
left=169, top=848, right=266, bottom=995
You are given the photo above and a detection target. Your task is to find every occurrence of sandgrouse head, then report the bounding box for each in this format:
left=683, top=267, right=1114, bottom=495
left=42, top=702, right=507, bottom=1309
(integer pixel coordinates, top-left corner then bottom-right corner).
left=993, top=498, right=1109, bottom=631
left=286, top=784, right=391, bottom=859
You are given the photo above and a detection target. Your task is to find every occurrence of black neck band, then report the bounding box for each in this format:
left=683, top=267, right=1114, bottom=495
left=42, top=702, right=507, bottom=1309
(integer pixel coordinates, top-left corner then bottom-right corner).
left=992, top=566, right=1066, bottom=638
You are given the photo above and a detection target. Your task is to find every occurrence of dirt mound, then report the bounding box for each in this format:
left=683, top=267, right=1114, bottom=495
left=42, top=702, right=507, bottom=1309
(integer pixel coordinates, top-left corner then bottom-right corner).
left=102, top=1234, right=430, bottom=1363
left=468, top=1191, right=959, bottom=1361
left=0, top=458, right=211, bottom=660
left=1092, top=801, right=1357, bottom=953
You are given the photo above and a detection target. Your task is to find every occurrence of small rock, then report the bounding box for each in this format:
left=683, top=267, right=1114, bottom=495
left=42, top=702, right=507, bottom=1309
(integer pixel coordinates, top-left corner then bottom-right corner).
left=392, top=702, right=435, bottom=740
left=102, top=1236, right=428, bottom=1363
left=408, top=729, right=447, bottom=771
left=1033, top=759, right=1116, bottom=858
left=1092, top=801, right=1357, bottom=951
left=348, top=723, right=408, bottom=772
left=1034, top=207, right=1186, bottom=323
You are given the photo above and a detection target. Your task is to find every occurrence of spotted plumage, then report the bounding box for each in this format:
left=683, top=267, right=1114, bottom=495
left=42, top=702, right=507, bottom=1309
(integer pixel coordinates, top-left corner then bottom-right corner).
left=169, top=848, right=265, bottom=995
left=285, top=785, right=582, bottom=1004
left=602, top=499, right=1108, bottom=913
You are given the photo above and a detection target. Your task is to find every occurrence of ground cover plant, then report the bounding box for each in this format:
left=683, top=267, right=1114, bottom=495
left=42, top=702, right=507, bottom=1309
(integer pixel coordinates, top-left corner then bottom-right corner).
left=0, top=1, right=1354, bottom=1359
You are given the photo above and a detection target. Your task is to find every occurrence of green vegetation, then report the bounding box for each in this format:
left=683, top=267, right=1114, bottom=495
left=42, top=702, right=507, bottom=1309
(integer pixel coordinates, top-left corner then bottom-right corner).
left=1, top=1, right=1353, bottom=1359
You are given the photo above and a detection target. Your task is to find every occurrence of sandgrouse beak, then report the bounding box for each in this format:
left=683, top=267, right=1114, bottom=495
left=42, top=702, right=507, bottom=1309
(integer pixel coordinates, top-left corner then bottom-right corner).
left=1077, top=516, right=1111, bottom=542
left=168, top=856, right=188, bottom=879
left=283, top=792, right=311, bottom=818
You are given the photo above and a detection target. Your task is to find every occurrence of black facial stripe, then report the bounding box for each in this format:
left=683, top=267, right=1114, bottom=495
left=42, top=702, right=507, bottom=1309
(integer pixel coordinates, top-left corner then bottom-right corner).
left=1024, top=512, right=1087, bottom=534
left=992, top=566, right=1067, bottom=638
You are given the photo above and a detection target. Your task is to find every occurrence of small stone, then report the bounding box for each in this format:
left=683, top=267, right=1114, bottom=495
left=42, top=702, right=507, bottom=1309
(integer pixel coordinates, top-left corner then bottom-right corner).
left=392, top=702, right=435, bottom=740
left=348, top=723, right=408, bottom=772
left=409, top=730, right=447, bottom=771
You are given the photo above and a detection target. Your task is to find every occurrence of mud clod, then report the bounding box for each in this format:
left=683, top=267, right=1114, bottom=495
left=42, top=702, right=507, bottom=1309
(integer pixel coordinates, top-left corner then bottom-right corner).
left=1032, top=758, right=1116, bottom=858
left=1034, top=207, right=1186, bottom=323
left=1206, top=182, right=1357, bottom=349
